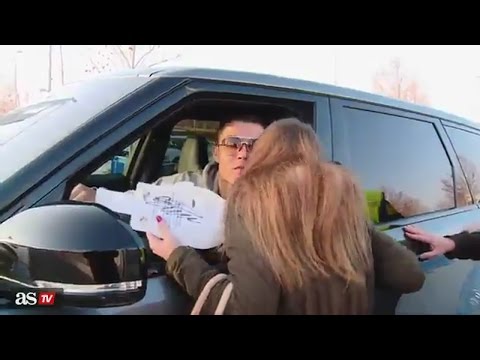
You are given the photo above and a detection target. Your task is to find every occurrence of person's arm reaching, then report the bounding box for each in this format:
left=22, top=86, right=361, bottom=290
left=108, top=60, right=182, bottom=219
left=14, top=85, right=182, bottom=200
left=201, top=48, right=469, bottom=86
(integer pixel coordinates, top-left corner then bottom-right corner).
left=445, top=231, right=480, bottom=260
left=69, top=169, right=206, bottom=203
left=404, top=225, right=480, bottom=261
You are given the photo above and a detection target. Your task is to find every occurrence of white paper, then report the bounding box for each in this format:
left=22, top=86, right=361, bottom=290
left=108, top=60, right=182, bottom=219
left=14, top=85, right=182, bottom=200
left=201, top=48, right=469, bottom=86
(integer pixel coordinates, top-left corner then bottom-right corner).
left=95, top=188, right=138, bottom=215
left=96, top=182, right=225, bottom=249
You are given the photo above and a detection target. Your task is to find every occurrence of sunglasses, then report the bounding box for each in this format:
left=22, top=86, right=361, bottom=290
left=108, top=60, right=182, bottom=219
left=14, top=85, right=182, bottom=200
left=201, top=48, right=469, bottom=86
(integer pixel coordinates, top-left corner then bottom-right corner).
left=217, top=136, right=257, bottom=153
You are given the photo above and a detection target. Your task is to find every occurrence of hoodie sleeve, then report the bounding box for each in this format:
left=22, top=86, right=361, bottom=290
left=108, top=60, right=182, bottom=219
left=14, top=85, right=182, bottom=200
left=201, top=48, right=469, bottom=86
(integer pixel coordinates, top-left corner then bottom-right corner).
left=370, top=226, right=425, bottom=293
left=445, top=231, right=480, bottom=261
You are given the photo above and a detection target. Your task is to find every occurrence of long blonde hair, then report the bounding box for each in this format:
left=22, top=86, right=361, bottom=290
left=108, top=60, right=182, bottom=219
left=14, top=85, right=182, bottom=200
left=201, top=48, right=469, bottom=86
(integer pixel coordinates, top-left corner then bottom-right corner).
left=225, top=118, right=372, bottom=290
left=245, top=117, right=325, bottom=174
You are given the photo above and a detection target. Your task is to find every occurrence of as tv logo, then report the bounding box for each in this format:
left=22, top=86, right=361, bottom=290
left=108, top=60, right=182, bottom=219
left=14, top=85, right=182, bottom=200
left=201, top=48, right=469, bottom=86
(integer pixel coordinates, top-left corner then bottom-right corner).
left=15, top=291, right=57, bottom=306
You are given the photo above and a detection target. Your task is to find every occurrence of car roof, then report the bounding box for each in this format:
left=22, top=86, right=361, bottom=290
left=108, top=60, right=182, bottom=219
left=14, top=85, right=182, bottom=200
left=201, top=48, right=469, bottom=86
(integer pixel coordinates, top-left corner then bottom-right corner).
left=114, top=64, right=477, bottom=131
left=66, top=65, right=480, bottom=131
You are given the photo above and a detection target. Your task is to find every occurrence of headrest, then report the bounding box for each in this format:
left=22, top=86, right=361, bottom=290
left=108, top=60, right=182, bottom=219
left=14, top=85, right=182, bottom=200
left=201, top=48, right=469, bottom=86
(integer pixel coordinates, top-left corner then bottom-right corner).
left=177, top=136, right=202, bottom=173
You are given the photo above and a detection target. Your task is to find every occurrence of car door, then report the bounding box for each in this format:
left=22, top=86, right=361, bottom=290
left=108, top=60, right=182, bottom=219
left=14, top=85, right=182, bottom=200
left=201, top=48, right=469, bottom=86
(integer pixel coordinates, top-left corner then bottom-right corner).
left=1, top=76, right=327, bottom=314
left=0, top=77, right=196, bottom=314
left=330, top=97, right=480, bottom=314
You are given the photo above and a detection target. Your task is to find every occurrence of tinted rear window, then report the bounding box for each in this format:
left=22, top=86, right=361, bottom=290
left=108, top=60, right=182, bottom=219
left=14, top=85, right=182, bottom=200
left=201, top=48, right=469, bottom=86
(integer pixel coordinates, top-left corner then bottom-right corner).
left=445, top=126, right=480, bottom=204
left=332, top=102, right=455, bottom=223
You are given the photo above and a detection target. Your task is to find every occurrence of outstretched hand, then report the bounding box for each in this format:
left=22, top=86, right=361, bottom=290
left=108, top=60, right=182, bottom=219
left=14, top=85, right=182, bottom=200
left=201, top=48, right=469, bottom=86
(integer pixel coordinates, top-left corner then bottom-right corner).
left=146, top=215, right=181, bottom=260
left=403, top=225, right=455, bottom=260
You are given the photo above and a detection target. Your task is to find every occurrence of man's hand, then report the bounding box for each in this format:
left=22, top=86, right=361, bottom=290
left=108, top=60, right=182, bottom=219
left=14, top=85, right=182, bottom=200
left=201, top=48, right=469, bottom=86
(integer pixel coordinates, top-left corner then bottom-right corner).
left=403, top=225, right=455, bottom=260
left=70, top=183, right=97, bottom=203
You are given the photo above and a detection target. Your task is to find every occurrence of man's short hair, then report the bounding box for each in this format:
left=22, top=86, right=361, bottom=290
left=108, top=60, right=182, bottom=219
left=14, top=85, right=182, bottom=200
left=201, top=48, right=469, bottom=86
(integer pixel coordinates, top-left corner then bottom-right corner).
left=216, top=114, right=267, bottom=141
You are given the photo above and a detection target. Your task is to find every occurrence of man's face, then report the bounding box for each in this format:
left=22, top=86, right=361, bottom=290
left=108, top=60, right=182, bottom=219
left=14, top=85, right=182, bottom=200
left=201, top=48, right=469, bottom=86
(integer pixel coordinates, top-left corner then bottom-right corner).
left=214, top=121, right=265, bottom=185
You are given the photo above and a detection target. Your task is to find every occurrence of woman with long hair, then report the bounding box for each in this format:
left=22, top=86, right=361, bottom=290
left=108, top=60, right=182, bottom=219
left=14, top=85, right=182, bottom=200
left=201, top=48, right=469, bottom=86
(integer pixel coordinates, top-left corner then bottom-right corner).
left=147, top=118, right=425, bottom=314
left=243, top=117, right=425, bottom=297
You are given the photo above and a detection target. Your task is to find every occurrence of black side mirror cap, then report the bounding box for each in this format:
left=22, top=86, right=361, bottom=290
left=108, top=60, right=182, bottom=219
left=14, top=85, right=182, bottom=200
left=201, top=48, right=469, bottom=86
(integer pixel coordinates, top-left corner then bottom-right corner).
left=0, top=202, right=148, bottom=308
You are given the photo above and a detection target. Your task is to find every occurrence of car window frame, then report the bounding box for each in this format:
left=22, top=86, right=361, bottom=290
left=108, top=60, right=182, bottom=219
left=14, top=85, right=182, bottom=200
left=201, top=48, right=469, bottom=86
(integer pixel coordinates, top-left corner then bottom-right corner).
left=0, top=77, right=186, bottom=220
left=1, top=78, right=323, bottom=221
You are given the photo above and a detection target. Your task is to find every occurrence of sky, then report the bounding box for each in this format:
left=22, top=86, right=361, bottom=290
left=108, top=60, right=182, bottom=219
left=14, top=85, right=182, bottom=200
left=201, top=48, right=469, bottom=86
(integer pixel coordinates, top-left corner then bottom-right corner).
left=1, top=45, right=480, bottom=122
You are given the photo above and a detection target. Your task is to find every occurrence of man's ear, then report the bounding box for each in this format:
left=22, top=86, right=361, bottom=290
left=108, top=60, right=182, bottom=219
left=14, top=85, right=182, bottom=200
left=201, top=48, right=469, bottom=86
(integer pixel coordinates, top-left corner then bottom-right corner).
left=213, top=145, right=219, bottom=163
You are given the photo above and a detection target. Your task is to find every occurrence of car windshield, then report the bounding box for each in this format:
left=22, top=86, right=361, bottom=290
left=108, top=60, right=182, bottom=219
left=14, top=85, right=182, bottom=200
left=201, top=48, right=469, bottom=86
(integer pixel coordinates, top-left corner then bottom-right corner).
left=0, top=75, right=151, bottom=183
left=0, top=99, right=74, bottom=146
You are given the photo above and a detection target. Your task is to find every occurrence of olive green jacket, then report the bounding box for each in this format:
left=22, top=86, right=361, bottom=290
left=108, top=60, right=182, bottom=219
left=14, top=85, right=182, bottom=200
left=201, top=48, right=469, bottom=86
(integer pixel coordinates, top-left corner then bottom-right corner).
left=166, top=220, right=425, bottom=315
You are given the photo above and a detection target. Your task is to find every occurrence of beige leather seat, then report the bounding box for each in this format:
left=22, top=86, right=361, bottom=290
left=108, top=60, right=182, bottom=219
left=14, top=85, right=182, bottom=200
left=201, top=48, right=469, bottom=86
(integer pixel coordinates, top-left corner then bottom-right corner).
left=177, top=135, right=209, bottom=173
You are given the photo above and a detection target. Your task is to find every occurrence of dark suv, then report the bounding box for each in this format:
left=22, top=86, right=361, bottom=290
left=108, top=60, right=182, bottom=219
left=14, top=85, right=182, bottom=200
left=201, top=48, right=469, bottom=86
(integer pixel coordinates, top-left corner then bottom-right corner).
left=1, top=66, right=480, bottom=314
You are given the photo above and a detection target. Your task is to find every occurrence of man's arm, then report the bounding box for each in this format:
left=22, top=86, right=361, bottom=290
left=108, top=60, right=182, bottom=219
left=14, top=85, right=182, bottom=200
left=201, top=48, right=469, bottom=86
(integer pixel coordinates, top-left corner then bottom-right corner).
left=69, top=170, right=205, bottom=203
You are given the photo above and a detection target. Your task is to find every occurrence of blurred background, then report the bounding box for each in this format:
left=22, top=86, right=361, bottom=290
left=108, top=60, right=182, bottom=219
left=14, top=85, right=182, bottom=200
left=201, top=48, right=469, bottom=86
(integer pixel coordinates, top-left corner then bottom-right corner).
left=1, top=45, right=479, bottom=122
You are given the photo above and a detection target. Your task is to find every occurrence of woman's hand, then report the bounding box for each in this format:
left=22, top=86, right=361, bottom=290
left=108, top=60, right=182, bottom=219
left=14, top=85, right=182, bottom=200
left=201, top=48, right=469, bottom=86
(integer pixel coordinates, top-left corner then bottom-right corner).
left=403, top=225, right=455, bottom=260
left=146, top=215, right=181, bottom=260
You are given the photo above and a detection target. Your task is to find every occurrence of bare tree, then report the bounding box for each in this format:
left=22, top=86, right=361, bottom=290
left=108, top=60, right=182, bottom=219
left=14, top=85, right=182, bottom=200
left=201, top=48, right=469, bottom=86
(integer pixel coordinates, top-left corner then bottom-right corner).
left=439, top=155, right=480, bottom=208
left=85, top=45, right=180, bottom=74
left=459, top=156, right=480, bottom=201
left=59, top=45, right=65, bottom=86
left=0, top=85, right=17, bottom=114
left=373, top=58, right=430, bottom=105
left=47, top=45, right=53, bottom=92
left=382, top=186, right=428, bottom=217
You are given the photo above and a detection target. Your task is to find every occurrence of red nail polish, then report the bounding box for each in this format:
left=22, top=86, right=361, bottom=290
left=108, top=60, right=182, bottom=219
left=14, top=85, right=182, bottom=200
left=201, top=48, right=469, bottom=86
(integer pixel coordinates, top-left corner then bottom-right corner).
left=156, top=215, right=163, bottom=223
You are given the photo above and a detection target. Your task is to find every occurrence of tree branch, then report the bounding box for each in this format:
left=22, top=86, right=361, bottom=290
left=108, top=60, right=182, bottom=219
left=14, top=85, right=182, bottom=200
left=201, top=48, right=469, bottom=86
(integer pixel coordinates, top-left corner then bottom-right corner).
left=134, top=45, right=161, bottom=68
left=114, top=45, right=133, bottom=68
left=87, top=58, right=101, bottom=73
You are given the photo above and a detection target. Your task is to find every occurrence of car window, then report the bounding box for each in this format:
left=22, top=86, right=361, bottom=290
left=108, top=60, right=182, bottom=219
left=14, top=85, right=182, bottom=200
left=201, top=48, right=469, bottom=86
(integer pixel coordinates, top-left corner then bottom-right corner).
left=445, top=126, right=480, bottom=204
left=334, top=106, right=455, bottom=224
left=91, top=139, right=141, bottom=176
left=161, top=119, right=218, bottom=176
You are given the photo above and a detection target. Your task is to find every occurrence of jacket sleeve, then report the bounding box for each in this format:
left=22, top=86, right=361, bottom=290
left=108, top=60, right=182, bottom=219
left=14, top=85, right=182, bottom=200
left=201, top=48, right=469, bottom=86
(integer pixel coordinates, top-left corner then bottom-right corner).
left=445, top=231, right=480, bottom=260
left=166, top=245, right=280, bottom=315
left=371, top=226, right=425, bottom=293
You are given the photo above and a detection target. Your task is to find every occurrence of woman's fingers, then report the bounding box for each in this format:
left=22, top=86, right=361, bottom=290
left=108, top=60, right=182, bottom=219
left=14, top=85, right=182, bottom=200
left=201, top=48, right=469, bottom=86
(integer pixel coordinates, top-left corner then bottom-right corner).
left=405, top=231, right=435, bottom=245
left=404, top=225, right=427, bottom=236
left=419, top=249, right=440, bottom=260
left=146, top=231, right=160, bottom=243
left=404, top=225, right=456, bottom=259
left=404, top=225, right=438, bottom=244
left=147, top=214, right=180, bottom=260
left=156, top=215, right=172, bottom=238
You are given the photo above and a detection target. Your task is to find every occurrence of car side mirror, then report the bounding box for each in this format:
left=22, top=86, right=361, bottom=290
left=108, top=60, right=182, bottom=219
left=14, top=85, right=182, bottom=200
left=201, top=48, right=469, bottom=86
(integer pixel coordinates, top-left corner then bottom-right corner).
left=0, top=202, right=148, bottom=308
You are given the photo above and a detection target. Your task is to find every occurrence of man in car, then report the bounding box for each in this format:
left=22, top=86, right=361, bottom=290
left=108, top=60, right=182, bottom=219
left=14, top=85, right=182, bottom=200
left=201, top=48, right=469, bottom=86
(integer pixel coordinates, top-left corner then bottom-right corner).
left=70, top=114, right=267, bottom=202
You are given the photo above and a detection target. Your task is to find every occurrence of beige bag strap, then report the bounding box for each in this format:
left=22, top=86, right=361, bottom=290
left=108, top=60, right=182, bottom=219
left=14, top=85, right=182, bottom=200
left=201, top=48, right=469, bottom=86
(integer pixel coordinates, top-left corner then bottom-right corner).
left=214, top=282, right=233, bottom=315
left=191, top=273, right=233, bottom=315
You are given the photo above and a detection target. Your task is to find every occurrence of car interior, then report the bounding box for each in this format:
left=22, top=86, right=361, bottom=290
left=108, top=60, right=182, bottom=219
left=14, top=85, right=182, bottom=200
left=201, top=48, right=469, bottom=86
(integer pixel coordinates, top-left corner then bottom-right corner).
left=66, top=93, right=316, bottom=276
